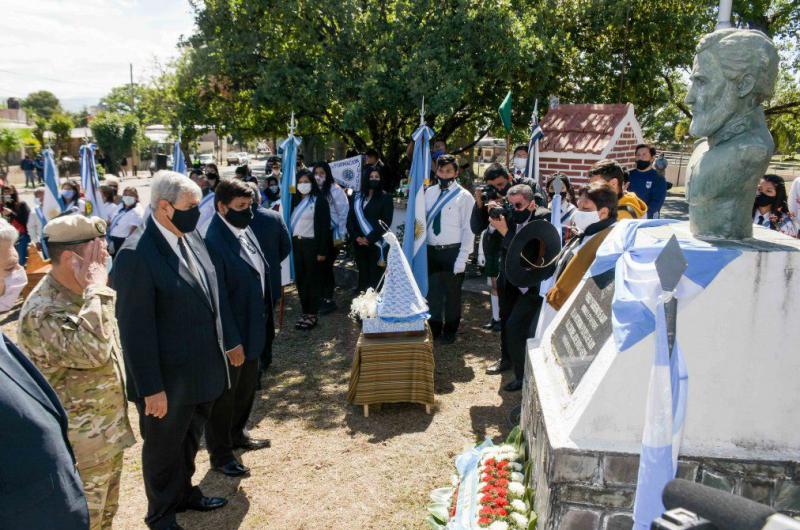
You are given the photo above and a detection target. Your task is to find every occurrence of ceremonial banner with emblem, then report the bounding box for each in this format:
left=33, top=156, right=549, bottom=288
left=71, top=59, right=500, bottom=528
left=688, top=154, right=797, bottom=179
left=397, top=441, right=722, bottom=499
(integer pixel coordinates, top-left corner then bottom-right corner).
left=80, top=143, right=106, bottom=219
left=42, top=148, right=64, bottom=220
left=329, top=155, right=362, bottom=191
left=402, top=123, right=433, bottom=296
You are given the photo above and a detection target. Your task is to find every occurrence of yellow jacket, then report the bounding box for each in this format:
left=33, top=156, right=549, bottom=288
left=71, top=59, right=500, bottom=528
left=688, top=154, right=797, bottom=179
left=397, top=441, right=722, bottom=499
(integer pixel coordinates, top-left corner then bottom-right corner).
left=618, top=192, right=647, bottom=219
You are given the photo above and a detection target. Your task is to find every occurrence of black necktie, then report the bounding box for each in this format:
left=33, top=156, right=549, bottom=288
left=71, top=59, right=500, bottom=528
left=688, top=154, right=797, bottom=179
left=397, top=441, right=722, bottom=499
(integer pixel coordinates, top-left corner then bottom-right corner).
left=758, top=215, right=765, bottom=225
left=178, top=237, right=210, bottom=301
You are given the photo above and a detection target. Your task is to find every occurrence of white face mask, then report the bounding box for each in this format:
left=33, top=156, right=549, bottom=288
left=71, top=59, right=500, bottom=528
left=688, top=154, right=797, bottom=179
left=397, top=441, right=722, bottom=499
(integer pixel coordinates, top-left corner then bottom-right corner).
left=513, top=157, right=527, bottom=171
left=122, top=196, right=136, bottom=207
left=573, top=210, right=600, bottom=232
left=0, top=266, right=27, bottom=312
left=297, top=182, right=312, bottom=195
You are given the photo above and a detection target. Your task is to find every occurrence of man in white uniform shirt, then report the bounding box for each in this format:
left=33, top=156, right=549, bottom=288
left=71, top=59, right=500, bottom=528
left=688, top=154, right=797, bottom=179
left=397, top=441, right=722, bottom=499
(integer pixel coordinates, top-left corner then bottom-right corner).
left=424, top=154, right=475, bottom=344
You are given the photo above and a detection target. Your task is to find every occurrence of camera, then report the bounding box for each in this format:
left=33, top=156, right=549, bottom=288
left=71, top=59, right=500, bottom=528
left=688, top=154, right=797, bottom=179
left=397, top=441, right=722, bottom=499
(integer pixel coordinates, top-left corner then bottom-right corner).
left=489, top=201, right=513, bottom=220
left=480, top=184, right=500, bottom=203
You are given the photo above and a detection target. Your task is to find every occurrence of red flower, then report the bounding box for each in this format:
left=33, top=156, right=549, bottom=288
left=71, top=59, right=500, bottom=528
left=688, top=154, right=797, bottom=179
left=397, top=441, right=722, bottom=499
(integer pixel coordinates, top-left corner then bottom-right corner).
left=498, top=459, right=510, bottom=467
left=484, top=458, right=496, bottom=466
left=495, top=498, right=509, bottom=507
left=479, top=507, right=494, bottom=516
left=478, top=517, right=493, bottom=526
left=494, top=478, right=510, bottom=488
left=496, top=507, right=509, bottom=517
left=494, top=487, right=508, bottom=498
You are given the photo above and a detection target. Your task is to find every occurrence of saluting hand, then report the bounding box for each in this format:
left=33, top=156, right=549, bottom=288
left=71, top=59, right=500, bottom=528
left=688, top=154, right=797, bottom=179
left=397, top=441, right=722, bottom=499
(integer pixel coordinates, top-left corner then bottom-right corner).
left=144, top=391, right=168, bottom=419
left=74, top=239, right=109, bottom=289
left=226, top=344, right=245, bottom=367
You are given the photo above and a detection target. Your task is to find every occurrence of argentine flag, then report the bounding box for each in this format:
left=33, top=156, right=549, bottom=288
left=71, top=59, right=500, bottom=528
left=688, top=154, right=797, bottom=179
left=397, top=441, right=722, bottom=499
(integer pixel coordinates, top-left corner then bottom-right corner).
left=42, top=148, right=64, bottom=220
left=173, top=140, right=187, bottom=175
left=402, top=124, right=433, bottom=296
left=280, top=133, right=301, bottom=284
left=80, top=143, right=106, bottom=219
left=526, top=100, right=545, bottom=190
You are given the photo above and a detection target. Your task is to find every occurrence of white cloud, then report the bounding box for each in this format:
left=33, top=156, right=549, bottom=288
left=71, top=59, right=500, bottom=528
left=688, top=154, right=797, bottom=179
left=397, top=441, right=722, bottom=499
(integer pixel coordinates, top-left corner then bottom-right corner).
left=0, top=0, right=195, bottom=103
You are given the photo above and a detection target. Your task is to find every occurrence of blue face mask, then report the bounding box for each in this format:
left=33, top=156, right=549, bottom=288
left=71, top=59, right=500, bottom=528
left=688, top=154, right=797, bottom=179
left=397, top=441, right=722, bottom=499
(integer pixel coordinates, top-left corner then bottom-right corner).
left=62, top=190, right=75, bottom=200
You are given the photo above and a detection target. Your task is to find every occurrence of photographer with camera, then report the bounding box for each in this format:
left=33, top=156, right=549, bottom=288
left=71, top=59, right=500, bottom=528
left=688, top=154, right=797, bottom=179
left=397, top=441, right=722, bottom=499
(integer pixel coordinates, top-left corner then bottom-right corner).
left=472, top=164, right=514, bottom=332
left=474, top=179, right=551, bottom=391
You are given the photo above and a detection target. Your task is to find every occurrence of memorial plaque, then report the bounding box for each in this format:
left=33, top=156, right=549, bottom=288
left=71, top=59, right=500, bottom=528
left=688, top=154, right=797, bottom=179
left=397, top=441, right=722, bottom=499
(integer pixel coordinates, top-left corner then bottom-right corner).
left=550, top=268, right=615, bottom=392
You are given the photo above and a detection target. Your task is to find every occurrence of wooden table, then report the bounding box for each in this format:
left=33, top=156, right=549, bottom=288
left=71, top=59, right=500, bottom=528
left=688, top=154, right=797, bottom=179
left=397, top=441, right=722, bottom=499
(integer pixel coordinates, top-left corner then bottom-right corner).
left=347, top=328, right=434, bottom=417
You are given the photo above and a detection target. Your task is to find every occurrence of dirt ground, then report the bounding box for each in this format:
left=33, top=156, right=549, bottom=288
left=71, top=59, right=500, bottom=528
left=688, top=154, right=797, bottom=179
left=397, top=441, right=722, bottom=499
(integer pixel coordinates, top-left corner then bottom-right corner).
left=4, top=285, right=520, bottom=529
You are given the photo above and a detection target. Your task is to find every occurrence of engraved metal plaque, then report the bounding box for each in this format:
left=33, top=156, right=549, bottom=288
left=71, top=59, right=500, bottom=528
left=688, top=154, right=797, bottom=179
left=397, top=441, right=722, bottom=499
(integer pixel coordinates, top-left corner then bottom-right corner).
left=550, top=268, right=615, bottom=392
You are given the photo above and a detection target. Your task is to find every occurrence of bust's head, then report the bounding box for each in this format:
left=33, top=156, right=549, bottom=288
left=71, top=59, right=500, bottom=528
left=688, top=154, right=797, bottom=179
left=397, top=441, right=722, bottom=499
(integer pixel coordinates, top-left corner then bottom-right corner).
left=685, top=29, right=778, bottom=138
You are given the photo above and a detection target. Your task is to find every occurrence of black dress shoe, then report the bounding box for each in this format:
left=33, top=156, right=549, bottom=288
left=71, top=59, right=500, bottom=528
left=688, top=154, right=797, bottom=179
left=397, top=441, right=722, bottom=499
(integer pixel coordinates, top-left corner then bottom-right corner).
left=233, top=436, right=271, bottom=450
left=213, top=461, right=250, bottom=477
left=491, top=320, right=502, bottom=332
left=439, top=334, right=456, bottom=345
left=503, top=379, right=524, bottom=392
left=482, top=319, right=498, bottom=330
left=164, top=523, right=185, bottom=530
left=180, top=495, right=228, bottom=512
left=486, top=360, right=512, bottom=375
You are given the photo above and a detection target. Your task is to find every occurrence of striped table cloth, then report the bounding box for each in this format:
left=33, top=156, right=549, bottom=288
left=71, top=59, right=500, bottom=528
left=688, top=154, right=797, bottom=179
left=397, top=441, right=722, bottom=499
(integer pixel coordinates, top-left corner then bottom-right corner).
left=347, top=329, right=435, bottom=407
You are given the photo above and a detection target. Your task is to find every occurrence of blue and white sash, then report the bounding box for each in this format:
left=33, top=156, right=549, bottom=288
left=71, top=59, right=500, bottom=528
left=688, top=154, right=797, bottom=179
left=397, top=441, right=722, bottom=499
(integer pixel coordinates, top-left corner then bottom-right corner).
left=425, top=185, right=460, bottom=228
left=109, top=207, right=133, bottom=236
left=34, top=206, right=46, bottom=228
left=354, top=193, right=385, bottom=264
left=290, top=196, right=313, bottom=232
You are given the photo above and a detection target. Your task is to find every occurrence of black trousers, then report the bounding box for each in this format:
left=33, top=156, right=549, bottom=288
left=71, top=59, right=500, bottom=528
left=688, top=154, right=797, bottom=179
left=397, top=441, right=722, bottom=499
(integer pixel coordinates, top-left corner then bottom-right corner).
left=354, top=243, right=385, bottom=291
left=293, top=237, right=322, bottom=314
left=320, top=243, right=339, bottom=299
left=427, top=245, right=464, bottom=338
left=498, top=275, right=544, bottom=380
left=205, top=358, right=260, bottom=468
left=136, top=400, right=212, bottom=530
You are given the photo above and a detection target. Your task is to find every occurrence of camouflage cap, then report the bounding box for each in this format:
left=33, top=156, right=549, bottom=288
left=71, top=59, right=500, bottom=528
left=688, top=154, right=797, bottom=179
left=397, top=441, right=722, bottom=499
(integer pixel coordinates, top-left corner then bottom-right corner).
left=44, top=214, right=107, bottom=244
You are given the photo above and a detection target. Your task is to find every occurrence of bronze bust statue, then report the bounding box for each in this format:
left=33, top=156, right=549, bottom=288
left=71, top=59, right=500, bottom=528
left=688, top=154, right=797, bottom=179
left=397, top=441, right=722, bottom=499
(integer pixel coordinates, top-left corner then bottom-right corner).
left=684, top=29, right=779, bottom=240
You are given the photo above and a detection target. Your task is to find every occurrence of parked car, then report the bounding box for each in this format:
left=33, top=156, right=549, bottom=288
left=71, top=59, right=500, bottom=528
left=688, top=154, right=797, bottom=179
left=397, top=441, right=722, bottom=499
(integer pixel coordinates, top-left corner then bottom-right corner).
left=226, top=152, right=249, bottom=166
left=198, top=153, right=215, bottom=166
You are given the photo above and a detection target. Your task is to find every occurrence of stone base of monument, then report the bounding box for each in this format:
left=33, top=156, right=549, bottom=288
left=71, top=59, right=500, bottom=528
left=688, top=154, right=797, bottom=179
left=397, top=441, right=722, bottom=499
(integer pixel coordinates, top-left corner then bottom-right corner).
left=521, top=221, right=800, bottom=529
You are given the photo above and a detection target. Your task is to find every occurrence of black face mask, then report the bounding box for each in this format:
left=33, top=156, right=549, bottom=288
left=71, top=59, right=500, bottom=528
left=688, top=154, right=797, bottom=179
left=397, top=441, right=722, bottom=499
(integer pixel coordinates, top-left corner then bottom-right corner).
left=207, top=177, right=218, bottom=190
left=224, top=206, right=254, bottom=229
left=170, top=205, right=201, bottom=234
left=497, top=183, right=510, bottom=197
left=755, top=192, right=775, bottom=208
left=511, top=208, right=531, bottom=224
left=636, top=160, right=650, bottom=170
left=439, top=178, right=454, bottom=190
left=265, top=187, right=280, bottom=201
left=368, top=179, right=382, bottom=190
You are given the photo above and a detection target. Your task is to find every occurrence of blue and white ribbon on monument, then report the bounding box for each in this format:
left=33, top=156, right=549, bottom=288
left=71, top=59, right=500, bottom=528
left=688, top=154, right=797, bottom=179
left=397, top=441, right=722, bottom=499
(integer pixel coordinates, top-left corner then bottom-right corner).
left=354, top=193, right=385, bottom=264
left=402, top=123, right=433, bottom=296
left=585, top=219, right=741, bottom=528
left=280, top=133, right=302, bottom=282
left=80, top=143, right=106, bottom=219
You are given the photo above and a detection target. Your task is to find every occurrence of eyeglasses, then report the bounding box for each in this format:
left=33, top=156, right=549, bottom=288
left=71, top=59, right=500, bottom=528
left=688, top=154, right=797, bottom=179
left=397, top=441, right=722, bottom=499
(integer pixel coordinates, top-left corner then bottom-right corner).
left=510, top=201, right=527, bottom=211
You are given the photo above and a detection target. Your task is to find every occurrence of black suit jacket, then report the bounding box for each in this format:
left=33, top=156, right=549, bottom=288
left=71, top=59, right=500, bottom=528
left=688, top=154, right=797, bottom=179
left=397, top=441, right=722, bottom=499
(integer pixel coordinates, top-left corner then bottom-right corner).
left=291, top=193, right=332, bottom=256
left=498, top=207, right=551, bottom=289
left=347, top=191, right=394, bottom=244
left=0, top=334, right=89, bottom=529
left=249, top=205, right=291, bottom=305
left=112, top=217, right=240, bottom=405
left=205, top=215, right=272, bottom=362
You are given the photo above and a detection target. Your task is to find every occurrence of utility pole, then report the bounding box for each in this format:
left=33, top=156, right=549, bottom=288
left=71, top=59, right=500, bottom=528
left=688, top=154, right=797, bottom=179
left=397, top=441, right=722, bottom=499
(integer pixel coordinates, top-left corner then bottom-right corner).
left=130, top=62, right=139, bottom=177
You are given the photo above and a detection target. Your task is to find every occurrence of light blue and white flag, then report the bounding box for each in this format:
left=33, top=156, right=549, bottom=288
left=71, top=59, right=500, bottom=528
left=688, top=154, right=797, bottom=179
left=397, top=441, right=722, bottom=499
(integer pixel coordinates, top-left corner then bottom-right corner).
left=42, top=148, right=64, bottom=220
left=585, top=219, right=741, bottom=528
left=525, top=100, right=545, bottom=191
left=280, top=132, right=302, bottom=283
left=402, top=124, right=433, bottom=296
left=172, top=140, right=187, bottom=175
left=79, top=143, right=106, bottom=219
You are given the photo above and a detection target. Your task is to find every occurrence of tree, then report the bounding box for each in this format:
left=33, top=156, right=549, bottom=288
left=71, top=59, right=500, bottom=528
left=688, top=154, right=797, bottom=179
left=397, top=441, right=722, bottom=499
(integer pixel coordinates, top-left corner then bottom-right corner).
left=49, top=113, right=74, bottom=153
left=0, top=129, right=22, bottom=178
left=90, top=113, right=139, bottom=173
left=22, top=90, right=62, bottom=121
left=32, top=117, right=47, bottom=150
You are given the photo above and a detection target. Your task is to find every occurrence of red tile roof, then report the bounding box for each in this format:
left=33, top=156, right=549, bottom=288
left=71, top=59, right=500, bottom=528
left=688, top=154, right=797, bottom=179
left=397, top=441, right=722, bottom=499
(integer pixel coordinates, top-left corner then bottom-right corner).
left=539, top=103, right=631, bottom=154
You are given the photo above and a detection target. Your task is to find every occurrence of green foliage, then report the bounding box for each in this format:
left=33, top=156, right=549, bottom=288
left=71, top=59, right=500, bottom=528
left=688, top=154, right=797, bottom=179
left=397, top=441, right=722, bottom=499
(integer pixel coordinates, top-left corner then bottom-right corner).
left=90, top=113, right=139, bottom=173
left=32, top=117, right=47, bottom=150
left=49, top=112, right=75, bottom=152
left=22, top=90, right=62, bottom=121
left=0, top=129, right=22, bottom=177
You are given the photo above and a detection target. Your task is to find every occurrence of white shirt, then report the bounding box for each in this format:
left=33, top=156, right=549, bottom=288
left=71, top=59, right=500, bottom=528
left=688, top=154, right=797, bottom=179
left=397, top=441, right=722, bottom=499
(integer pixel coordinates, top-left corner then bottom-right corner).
left=424, top=183, right=475, bottom=273
left=27, top=204, right=44, bottom=244
left=753, top=209, right=771, bottom=227
left=103, top=202, right=121, bottom=225
left=109, top=203, right=144, bottom=238
left=292, top=197, right=316, bottom=238
left=789, top=178, right=800, bottom=220
left=197, top=192, right=216, bottom=236
left=217, top=213, right=266, bottom=296
left=328, top=184, right=349, bottom=235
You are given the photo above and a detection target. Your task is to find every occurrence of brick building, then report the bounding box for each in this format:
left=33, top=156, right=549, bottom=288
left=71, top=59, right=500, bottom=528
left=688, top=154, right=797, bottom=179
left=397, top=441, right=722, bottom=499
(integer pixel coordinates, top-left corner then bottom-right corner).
left=538, top=103, right=644, bottom=186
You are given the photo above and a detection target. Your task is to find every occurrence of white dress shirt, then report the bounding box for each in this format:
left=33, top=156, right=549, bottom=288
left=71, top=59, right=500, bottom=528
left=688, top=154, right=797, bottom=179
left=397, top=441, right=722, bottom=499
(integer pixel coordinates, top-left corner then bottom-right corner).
left=217, top=213, right=266, bottom=296
left=292, top=198, right=316, bottom=238
left=424, top=183, right=476, bottom=273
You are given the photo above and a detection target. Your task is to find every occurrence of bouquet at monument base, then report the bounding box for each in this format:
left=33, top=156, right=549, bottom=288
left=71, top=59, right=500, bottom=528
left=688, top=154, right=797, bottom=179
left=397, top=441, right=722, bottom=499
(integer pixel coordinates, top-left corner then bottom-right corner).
left=349, top=231, right=429, bottom=335
left=426, top=427, right=536, bottom=530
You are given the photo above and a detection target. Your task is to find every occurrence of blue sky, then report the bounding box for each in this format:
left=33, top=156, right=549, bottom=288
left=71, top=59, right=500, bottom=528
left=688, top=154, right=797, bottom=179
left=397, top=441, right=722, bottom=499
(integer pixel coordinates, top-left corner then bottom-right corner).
left=0, top=0, right=195, bottom=108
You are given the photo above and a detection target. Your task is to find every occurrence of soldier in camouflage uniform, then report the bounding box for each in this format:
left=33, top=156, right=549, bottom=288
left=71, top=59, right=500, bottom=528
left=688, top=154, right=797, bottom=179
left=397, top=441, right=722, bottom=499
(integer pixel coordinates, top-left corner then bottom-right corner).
left=19, top=214, right=134, bottom=530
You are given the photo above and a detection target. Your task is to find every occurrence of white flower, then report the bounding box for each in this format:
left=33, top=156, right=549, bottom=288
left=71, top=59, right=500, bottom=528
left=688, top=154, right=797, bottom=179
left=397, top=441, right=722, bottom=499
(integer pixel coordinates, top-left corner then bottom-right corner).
left=509, top=462, right=523, bottom=472
left=499, top=444, right=516, bottom=453
left=488, top=522, right=509, bottom=530
left=508, top=482, right=525, bottom=498
left=510, top=512, right=529, bottom=528
left=511, top=499, right=528, bottom=514
left=478, top=481, right=489, bottom=491
left=511, top=472, right=525, bottom=483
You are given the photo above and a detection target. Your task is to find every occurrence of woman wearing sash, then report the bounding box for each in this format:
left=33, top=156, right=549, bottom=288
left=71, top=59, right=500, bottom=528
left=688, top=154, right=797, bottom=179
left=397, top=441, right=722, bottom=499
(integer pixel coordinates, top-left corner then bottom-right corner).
left=291, top=169, right=331, bottom=330
left=313, top=161, right=350, bottom=314
left=108, top=187, right=144, bottom=256
left=348, top=165, right=394, bottom=292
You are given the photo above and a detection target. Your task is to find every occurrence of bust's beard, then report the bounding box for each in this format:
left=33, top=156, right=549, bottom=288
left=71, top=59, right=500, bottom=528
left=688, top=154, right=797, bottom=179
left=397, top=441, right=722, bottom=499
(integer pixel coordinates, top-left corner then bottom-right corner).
left=689, top=86, right=739, bottom=139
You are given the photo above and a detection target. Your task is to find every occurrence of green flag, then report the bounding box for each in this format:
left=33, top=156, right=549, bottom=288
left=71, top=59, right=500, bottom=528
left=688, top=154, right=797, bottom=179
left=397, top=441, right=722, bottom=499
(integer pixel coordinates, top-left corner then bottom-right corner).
left=498, top=90, right=512, bottom=133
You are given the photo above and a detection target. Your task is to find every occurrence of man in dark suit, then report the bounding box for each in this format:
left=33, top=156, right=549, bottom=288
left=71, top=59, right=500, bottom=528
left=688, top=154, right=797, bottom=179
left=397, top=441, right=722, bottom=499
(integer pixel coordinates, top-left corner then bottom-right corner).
left=0, top=218, right=89, bottom=529
left=204, top=179, right=272, bottom=477
left=113, top=171, right=244, bottom=530
left=244, top=182, right=290, bottom=372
